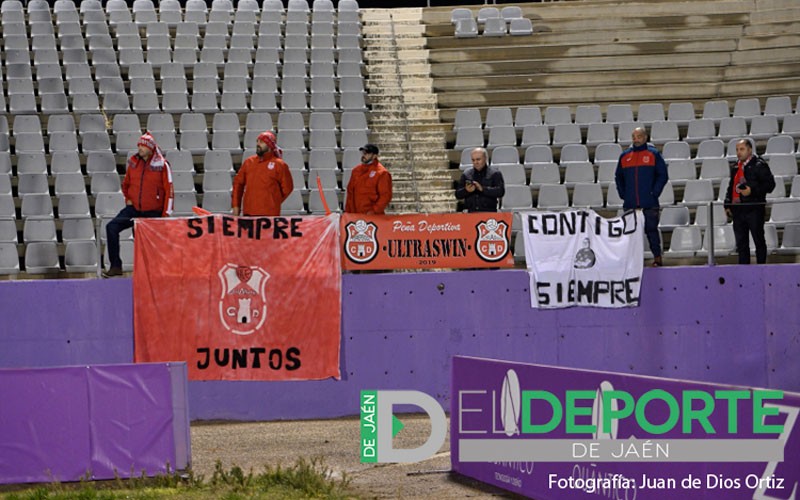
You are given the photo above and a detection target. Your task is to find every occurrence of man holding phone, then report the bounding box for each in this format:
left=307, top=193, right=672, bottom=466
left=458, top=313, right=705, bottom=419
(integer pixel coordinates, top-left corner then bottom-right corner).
left=455, top=147, right=505, bottom=212
left=724, top=139, right=775, bottom=264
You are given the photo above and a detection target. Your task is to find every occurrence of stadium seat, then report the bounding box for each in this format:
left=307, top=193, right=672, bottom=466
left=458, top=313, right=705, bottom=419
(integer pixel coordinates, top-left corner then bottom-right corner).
left=696, top=225, right=736, bottom=257
left=0, top=242, right=20, bottom=275
left=693, top=203, right=727, bottom=227
left=24, top=241, right=61, bottom=273
left=515, top=106, right=542, bottom=130
left=717, top=117, right=748, bottom=142
left=637, top=103, right=665, bottom=125
left=667, top=160, right=696, bottom=186
left=65, top=240, right=99, bottom=273
left=667, top=102, right=696, bottom=127
left=764, top=96, right=793, bottom=118
left=702, top=100, right=730, bottom=123
left=571, top=183, right=604, bottom=209
left=455, top=18, right=478, bottom=38
left=682, top=180, right=715, bottom=206
left=501, top=185, right=533, bottom=210
left=664, top=226, right=702, bottom=259
left=684, top=119, right=716, bottom=144
left=528, top=163, right=561, bottom=187
left=509, top=18, right=533, bottom=36
left=659, top=206, right=690, bottom=230
left=698, top=158, right=729, bottom=184
left=536, top=184, right=568, bottom=209
left=778, top=223, right=800, bottom=254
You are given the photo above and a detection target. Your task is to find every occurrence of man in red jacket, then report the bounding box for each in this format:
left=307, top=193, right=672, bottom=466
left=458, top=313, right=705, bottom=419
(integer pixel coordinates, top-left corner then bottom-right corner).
left=104, top=132, right=174, bottom=278
left=232, top=131, right=294, bottom=217
left=345, top=144, right=392, bottom=215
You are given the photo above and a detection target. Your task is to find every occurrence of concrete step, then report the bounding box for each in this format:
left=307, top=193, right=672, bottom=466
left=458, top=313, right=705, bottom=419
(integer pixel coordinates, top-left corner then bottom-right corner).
left=744, top=20, right=800, bottom=35
left=719, top=77, right=800, bottom=97
left=738, top=34, right=800, bottom=50
left=433, top=68, right=728, bottom=93
left=436, top=82, right=725, bottom=109
left=430, top=52, right=732, bottom=78
left=390, top=201, right=457, bottom=214
left=750, top=7, right=800, bottom=24
left=731, top=46, right=800, bottom=64
left=428, top=39, right=738, bottom=64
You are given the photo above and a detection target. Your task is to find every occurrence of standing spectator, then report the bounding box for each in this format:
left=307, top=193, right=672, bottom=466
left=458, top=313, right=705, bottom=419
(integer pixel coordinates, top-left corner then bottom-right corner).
left=232, top=131, right=294, bottom=217
left=104, top=132, right=174, bottom=278
left=455, top=147, right=505, bottom=212
left=345, top=144, right=392, bottom=215
left=724, top=139, right=775, bottom=264
left=615, top=127, right=669, bottom=267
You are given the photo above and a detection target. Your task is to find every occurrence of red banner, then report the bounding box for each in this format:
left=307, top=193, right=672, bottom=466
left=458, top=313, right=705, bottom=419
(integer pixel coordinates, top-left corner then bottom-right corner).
left=341, top=213, right=515, bottom=270
left=133, top=215, right=341, bottom=381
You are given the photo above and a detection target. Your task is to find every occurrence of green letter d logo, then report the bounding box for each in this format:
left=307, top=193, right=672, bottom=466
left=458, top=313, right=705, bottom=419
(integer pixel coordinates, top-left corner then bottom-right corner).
left=366, top=390, right=447, bottom=463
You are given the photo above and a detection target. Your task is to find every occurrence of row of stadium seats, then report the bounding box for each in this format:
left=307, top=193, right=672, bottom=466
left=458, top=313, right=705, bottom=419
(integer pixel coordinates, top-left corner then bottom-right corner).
left=451, top=6, right=533, bottom=38
left=4, top=0, right=359, bottom=19
left=499, top=181, right=800, bottom=219
left=453, top=99, right=800, bottom=131
left=511, top=224, right=800, bottom=263
left=454, top=119, right=800, bottom=149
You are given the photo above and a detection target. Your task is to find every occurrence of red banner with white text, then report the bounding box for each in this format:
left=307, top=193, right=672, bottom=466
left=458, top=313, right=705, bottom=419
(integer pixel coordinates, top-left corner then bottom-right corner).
left=133, top=214, right=341, bottom=381
left=340, top=213, right=515, bottom=270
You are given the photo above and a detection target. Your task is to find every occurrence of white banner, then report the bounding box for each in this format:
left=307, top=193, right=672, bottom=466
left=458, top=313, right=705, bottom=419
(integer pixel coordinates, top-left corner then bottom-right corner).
left=521, top=209, right=644, bottom=309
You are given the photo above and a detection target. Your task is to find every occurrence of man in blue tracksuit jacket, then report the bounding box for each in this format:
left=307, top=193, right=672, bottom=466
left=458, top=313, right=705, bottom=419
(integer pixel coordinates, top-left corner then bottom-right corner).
left=615, top=126, right=669, bottom=266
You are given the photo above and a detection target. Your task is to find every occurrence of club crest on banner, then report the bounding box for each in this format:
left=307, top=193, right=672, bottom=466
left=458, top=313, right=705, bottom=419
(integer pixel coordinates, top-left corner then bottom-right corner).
left=218, top=263, right=270, bottom=335
left=344, top=219, right=378, bottom=264
left=475, top=218, right=509, bottom=262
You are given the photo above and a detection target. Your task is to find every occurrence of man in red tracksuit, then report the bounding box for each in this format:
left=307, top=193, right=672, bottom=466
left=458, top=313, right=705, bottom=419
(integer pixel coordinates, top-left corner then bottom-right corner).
left=232, top=131, right=294, bottom=217
left=345, top=143, right=392, bottom=215
left=104, top=132, right=174, bottom=277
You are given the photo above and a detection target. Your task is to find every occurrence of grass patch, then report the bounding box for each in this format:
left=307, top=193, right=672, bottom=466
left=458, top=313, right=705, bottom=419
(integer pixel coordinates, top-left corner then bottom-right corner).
left=2, top=459, right=358, bottom=500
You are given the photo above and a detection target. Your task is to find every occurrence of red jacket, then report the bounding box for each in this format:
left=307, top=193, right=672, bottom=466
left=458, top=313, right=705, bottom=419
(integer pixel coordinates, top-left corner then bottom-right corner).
left=345, top=161, right=392, bottom=214
left=232, top=152, right=294, bottom=216
left=122, top=153, right=174, bottom=215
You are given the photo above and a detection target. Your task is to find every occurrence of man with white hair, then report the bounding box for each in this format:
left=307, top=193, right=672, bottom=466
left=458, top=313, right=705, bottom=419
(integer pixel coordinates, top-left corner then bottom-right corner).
left=455, top=147, right=505, bottom=212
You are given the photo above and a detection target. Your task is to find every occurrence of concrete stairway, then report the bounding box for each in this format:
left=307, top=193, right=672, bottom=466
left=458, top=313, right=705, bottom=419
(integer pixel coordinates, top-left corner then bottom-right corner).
left=362, top=9, right=456, bottom=214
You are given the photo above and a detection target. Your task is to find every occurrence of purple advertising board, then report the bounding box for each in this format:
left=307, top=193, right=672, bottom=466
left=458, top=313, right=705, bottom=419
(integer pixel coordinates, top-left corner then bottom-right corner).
left=451, top=356, right=800, bottom=499
left=0, top=363, right=190, bottom=484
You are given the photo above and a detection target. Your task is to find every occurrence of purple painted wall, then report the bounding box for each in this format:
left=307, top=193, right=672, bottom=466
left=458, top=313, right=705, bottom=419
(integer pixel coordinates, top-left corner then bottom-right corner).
left=0, top=266, right=798, bottom=420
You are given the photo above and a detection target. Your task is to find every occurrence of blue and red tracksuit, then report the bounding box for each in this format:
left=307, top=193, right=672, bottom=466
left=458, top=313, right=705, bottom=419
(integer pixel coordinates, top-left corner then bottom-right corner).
left=615, top=143, right=669, bottom=257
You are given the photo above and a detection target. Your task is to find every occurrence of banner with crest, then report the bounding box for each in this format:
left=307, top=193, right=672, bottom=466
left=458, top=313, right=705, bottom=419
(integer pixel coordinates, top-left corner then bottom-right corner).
left=340, top=213, right=515, bottom=271
left=133, top=214, right=341, bottom=381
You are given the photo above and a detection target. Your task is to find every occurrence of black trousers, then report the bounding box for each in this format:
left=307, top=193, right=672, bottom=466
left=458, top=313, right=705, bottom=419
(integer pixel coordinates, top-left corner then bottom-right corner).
left=732, top=207, right=767, bottom=264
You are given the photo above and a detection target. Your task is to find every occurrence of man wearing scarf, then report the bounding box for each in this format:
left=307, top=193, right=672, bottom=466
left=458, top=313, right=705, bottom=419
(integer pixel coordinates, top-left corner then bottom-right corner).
left=103, top=132, right=174, bottom=278
left=724, top=139, right=775, bottom=264
left=232, top=131, right=294, bottom=217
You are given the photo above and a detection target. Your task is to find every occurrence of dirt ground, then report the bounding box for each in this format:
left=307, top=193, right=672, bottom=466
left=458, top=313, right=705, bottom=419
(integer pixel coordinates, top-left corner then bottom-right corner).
left=190, top=415, right=514, bottom=499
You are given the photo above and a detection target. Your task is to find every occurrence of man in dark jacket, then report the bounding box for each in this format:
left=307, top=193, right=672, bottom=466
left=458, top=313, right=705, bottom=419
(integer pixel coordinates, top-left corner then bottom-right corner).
left=456, top=147, right=505, bottom=212
left=615, top=127, right=669, bottom=266
left=724, top=139, right=775, bottom=264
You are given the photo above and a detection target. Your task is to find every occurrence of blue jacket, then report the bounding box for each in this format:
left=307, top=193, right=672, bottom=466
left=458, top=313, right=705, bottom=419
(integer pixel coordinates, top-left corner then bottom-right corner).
left=615, top=143, right=668, bottom=210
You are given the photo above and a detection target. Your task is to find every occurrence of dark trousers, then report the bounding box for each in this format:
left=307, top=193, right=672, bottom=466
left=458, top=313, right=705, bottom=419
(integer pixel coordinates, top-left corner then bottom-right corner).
left=732, top=207, right=767, bottom=264
left=106, top=205, right=161, bottom=269
left=643, top=208, right=662, bottom=257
